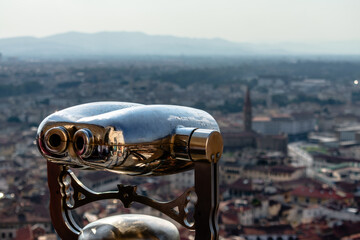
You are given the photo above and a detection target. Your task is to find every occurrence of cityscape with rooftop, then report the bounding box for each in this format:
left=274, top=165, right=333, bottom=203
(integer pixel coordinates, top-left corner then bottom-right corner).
left=1, top=0, right=360, bottom=239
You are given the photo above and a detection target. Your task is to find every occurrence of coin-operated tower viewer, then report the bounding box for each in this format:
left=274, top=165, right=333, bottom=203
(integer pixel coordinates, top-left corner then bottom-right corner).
left=37, top=102, right=223, bottom=240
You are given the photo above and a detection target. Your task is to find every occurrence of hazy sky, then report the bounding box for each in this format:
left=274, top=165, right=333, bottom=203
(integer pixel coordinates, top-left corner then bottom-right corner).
left=0, top=0, right=359, bottom=43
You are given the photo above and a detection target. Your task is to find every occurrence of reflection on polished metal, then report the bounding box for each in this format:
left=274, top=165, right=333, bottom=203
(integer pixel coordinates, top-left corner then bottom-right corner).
left=38, top=102, right=223, bottom=240
left=78, top=214, right=180, bottom=240
left=37, top=102, right=222, bottom=175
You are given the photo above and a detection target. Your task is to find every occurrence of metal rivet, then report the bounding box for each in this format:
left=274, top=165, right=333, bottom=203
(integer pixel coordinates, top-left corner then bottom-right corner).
left=216, top=152, right=220, bottom=158
left=211, top=154, right=215, bottom=160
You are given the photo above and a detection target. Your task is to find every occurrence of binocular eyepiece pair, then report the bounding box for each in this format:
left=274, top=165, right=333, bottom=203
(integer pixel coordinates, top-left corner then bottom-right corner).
left=44, top=126, right=93, bottom=158
left=37, top=102, right=223, bottom=176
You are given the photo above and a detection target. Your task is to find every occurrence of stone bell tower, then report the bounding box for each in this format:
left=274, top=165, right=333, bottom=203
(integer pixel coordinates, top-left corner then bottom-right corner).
left=243, top=86, right=252, bottom=132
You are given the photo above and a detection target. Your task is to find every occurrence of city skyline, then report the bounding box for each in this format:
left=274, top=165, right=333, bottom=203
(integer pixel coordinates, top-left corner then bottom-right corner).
left=1, top=57, right=360, bottom=239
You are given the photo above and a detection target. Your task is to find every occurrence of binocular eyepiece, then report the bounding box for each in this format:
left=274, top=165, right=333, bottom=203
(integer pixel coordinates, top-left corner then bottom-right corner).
left=72, top=128, right=94, bottom=158
left=43, top=126, right=69, bottom=154
left=37, top=102, right=223, bottom=176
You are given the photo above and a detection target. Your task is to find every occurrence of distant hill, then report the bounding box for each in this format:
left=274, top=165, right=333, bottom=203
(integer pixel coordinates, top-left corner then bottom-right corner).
left=0, top=31, right=359, bottom=57
left=0, top=32, right=255, bottom=57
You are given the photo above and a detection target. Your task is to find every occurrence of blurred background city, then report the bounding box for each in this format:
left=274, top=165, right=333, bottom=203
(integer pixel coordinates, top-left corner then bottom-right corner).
left=0, top=0, right=360, bottom=239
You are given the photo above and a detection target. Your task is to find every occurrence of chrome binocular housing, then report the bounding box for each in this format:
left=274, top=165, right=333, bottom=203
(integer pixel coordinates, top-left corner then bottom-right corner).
left=37, top=102, right=223, bottom=176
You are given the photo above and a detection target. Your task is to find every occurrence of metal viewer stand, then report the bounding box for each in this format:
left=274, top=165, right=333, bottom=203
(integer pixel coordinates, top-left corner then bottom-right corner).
left=37, top=102, right=223, bottom=240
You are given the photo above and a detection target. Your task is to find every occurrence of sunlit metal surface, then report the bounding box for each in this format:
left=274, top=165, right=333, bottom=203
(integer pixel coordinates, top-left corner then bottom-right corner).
left=78, top=214, right=180, bottom=240
left=37, top=102, right=222, bottom=176
left=38, top=102, right=223, bottom=240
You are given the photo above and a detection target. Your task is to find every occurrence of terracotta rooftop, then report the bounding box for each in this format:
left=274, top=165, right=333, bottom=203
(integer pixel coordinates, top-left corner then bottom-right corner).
left=291, top=186, right=353, bottom=200
left=228, top=178, right=253, bottom=192
left=221, top=211, right=239, bottom=225
left=275, top=177, right=323, bottom=191
left=14, top=225, right=34, bottom=240
left=243, top=224, right=294, bottom=235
